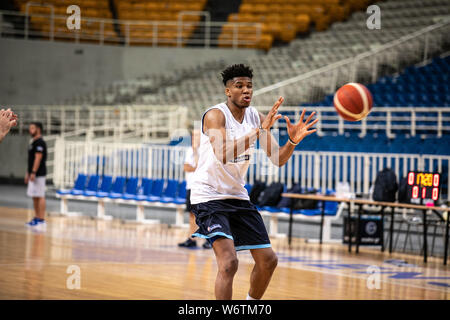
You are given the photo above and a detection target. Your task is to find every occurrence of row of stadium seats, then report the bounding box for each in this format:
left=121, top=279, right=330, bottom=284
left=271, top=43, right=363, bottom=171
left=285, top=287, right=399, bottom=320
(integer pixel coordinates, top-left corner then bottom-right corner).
left=254, top=186, right=339, bottom=216
left=15, top=0, right=205, bottom=46
left=57, top=175, right=187, bottom=204
left=115, top=0, right=206, bottom=46
left=61, top=0, right=448, bottom=117
left=15, top=0, right=111, bottom=16
left=57, top=174, right=339, bottom=217
left=116, top=0, right=207, bottom=14
left=219, top=0, right=374, bottom=48
left=15, top=0, right=119, bottom=43
left=315, top=55, right=450, bottom=107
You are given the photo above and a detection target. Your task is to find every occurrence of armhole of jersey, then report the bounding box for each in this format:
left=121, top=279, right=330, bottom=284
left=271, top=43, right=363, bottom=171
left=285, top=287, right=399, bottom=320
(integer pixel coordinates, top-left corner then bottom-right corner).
left=201, top=107, right=225, bottom=135
left=254, top=107, right=262, bottom=126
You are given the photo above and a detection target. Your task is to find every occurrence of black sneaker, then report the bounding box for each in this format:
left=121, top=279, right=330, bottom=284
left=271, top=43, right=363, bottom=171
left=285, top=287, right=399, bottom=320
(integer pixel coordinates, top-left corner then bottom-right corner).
left=178, top=238, right=197, bottom=248
left=202, top=241, right=212, bottom=249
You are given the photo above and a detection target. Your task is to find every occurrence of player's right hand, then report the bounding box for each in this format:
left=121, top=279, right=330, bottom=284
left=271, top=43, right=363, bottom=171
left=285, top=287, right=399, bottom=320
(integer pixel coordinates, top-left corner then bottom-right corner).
left=261, top=96, right=284, bottom=130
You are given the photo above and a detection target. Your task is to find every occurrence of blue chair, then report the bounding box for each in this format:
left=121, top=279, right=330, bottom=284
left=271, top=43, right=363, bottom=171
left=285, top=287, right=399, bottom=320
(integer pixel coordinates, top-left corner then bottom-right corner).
left=82, top=175, right=100, bottom=196
left=94, top=176, right=113, bottom=198
left=160, top=179, right=179, bottom=203
left=262, top=206, right=283, bottom=213
left=324, top=189, right=338, bottom=216
left=300, top=205, right=322, bottom=216
left=174, top=181, right=187, bottom=205
left=107, top=176, right=126, bottom=199
left=244, top=183, right=252, bottom=194
left=122, top=177, right=139, bottom=200
left=147, top=179, right=165, bottom=202
left=135, top=178, right=153, bottom=201
left=57, top=174, right=87, bottom=196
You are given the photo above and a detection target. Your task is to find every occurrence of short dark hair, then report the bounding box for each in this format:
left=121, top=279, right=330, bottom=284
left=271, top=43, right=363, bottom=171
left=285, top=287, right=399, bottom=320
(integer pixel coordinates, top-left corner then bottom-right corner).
left=221, top=64, right=253, bottom=86
left=30, top=121, right=43, bottom=133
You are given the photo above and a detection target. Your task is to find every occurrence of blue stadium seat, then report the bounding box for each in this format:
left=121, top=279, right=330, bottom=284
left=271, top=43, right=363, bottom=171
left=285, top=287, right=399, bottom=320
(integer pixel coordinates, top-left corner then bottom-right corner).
left=174, top=180, right=187, bottom=205
left=315, top=56, right=450, bottom=108
left=107, top=176, right=126, bottom=199
left=122, top=177, right=139, bottom=200
left=147, top=179, right=165, bottom=202
left=261, top=206, right=282, bottom=213
left=160, top=179, right=179, bottom=203
left=94, top=176, right=113, bottom=198
left=57, top=174, right=87, bottom=196
left=82, top=175, right=100, bottom=196
left=324, top=189, right=338, bottom=216
left=135, top=178, right=152, bottom=201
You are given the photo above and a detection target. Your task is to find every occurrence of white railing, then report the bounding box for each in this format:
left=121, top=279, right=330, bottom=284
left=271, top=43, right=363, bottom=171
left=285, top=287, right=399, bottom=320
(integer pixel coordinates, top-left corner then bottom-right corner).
left=0, top=9, right=262, bottom=48
left=10, top=104, right=187, bottom=137
left=53, top=142, right=450, bottom=200
left=12, top=104, right=188, bottom=181
left=252, top=20, right=450, bottom=106
left=255, top=106, right=450, bottom=138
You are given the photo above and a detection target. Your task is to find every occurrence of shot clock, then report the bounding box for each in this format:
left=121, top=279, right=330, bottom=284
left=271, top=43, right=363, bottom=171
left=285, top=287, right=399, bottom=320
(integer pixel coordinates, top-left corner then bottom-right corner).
left=407, top=171, right=440, bottom=205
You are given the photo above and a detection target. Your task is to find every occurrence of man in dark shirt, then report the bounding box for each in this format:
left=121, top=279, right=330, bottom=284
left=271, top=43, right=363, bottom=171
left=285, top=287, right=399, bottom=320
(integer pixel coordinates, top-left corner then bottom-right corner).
left=25, top=122, right=47, bottom=230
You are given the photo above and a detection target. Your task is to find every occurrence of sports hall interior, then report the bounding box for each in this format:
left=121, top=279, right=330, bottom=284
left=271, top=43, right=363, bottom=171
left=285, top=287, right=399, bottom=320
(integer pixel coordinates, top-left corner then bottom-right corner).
left=0, top=0, right=449, bottom=299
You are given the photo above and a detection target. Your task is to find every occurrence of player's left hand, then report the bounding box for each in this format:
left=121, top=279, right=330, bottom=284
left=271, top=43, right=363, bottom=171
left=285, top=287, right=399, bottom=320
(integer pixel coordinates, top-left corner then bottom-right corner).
left=284, top=108, right=319, bottom=144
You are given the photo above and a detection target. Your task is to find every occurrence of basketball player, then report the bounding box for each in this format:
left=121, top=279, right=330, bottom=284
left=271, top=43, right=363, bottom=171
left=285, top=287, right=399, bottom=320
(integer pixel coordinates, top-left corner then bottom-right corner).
left=0, top=108, right=18, bottom=143
left=25, top=122, right=47, bottom=230
left=178, top=127, right=212, bottom=249
left=190, top=64, right=318, bottom=300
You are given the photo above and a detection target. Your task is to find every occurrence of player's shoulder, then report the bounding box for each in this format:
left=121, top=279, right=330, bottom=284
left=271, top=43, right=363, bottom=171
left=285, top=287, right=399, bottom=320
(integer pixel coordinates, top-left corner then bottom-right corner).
left=203, top=103, right=226, bottom=121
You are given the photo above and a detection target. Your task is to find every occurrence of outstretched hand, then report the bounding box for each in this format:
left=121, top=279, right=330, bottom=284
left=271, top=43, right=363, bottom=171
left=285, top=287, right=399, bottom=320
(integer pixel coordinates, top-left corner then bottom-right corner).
left=284, top=108, right=318, bottom=144
left=261, top=96, right=284, bottom=130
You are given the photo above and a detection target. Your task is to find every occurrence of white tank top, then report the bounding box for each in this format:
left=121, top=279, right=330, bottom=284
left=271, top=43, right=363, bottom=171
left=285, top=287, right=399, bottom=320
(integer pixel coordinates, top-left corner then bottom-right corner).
left=189, top=102, right=261, bottom=205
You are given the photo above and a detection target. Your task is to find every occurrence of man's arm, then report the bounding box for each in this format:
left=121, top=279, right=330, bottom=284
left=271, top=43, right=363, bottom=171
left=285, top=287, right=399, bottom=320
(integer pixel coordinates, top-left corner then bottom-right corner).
left=204, top=109, right=259, bottom=164
left=184, top=164, right=196, bottom=172
left=259, top=108, right=318, bottom=167
left=204, top=98, right=284, bottom=164
left=29, top=152, right=43, bottom=182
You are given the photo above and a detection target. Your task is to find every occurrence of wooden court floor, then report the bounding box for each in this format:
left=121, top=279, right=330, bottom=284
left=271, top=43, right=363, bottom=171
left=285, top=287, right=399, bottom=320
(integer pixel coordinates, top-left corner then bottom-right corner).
left=0, top=206, right=448, bottom=300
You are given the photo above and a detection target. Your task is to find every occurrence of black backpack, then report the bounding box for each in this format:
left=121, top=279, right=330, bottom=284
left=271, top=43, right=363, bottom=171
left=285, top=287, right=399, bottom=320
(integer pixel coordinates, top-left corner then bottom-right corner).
left=397, top=177, right=411, bottom=204
left=373, top=168, right=398, bottom=202
left=249, top=181, right=266, bottom=205
left=257, top=182, right=284, bottom=207
left=293, top=189, right=318, bottom=210
left=277, top=183, right=302, bottom=208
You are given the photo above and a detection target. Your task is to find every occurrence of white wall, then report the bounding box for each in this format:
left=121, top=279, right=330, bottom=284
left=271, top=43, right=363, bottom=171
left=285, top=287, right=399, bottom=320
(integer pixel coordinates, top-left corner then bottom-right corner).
left=0, top=38, right=260, bottom=105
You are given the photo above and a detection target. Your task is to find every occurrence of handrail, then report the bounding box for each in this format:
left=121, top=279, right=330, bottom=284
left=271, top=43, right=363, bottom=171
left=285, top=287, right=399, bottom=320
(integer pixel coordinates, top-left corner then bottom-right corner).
left=255, top=106, right=450, bottom=138
left=25, top=2, right=54, bottom=40
left=53, top=141, right=450, bottom=201
left=9, top=104, right=188, bottom=139
left=178, top=11, right=210, bottom=48
left=0, top=9, right=261, bottom=48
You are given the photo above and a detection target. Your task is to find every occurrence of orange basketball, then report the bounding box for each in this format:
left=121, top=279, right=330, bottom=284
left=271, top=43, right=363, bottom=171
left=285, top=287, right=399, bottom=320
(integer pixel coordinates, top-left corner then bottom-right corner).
left=333, top=83, right=373, bottom=121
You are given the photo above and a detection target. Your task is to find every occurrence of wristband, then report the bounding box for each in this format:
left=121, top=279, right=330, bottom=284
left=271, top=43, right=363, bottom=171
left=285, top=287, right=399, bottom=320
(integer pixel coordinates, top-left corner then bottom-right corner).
left=31, top=171, right=37, bottom=174
left=288, top=136, right=299, bottom=146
